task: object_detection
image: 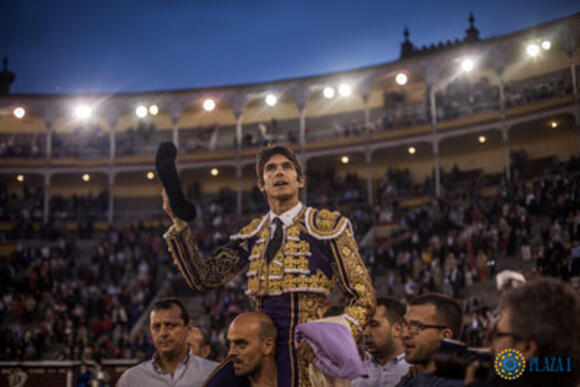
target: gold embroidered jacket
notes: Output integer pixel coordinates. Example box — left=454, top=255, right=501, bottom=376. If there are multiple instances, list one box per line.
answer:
left=164, top=205, right=375, bottom=339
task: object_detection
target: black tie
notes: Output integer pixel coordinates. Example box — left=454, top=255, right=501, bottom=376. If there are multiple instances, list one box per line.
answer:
left=264, top=218, right=284, bottom=263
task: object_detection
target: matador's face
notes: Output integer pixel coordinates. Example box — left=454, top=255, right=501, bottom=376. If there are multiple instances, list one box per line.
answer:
left=259, top=153, right=304, bottom=203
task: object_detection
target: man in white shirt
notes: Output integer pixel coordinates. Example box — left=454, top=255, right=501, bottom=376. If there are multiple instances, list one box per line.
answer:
left=353, top=297, right=411, bottom=387
left=116, top=298, right=217, bottom=387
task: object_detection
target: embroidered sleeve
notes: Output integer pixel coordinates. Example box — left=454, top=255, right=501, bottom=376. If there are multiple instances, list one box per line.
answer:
left=328, top=221, right=376, bottom=341
left=164, top=225, right=251, bottom=293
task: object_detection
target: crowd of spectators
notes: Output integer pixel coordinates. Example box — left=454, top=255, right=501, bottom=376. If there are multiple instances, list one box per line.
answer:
left=0, top=134, right=44, bottom=158
left=0, top=224, right=177, bottom=362
left=52, top=125, right=110, bottom=159
left=1, top=154, right=578, bottom=364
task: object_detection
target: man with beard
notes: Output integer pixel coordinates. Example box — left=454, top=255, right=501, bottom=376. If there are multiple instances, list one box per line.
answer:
left=397, top=294, right=463, bottom=386
left=116, top=298, right=217, bottom=387
left=163, top=145, right=375, bottom=386
left=353, top=297, right=411, bottom=387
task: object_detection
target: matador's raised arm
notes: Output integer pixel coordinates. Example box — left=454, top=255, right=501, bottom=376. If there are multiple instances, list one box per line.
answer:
left=164, top=225, right=251, bottom=293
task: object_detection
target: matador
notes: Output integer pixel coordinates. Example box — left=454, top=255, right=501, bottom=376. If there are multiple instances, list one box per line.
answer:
left=163, top=145, right=375, bottom=387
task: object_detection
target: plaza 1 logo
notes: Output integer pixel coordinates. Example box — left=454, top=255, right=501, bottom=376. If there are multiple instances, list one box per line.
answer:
left=494, top=349, right=526, bottom=381
left=495, top=348, right=573, bottom=381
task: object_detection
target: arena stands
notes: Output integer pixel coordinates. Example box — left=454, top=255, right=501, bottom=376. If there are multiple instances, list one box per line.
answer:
left=0, top=11, right=579, bottom=387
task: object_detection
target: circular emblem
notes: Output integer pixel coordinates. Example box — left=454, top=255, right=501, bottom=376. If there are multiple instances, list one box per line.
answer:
left=495, top=349, right=526, bottom=380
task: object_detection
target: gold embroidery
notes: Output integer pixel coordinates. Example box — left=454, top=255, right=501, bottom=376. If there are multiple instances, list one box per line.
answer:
left=331, top=227, right=376, bottom=341
left=306, top=208, right=349, bottom=238
left=296, top=293, right=326, bottom=323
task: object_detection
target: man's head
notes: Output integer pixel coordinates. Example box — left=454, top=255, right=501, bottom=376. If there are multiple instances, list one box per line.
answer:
left=150, top=298, right=190, bottom=358
left=227, top=312, right=277, bottom=377
left=364, top=297, right=406, bottom=360
left=402, top=293, right=462, bottom=366
left=187, top=325, right=212, bottom=359
left=256, top=145, right=305, bottom=202
left=492, top=278, right=580, bottom=362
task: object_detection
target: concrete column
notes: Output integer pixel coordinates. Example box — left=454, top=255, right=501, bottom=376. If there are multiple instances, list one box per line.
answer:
left=433, top=140, right=441, bottom=197
left=236, top=165, right=243, bottom=221
left=107, top=172, right=115, bottom=225
left=230, top=92, right=246, bottom=154
left=498, top=76, right=506, bottom=120
left=173, top=123, right=179, bottom=149
left=299, top=107, right=306, bottom=153
left=235, top=113, right=243, bottom=154
left=167, top=100, right=184, bottom=149
left=291, top=84, right=308, bottom=154
left=429, top=86, right=437, bottom=129
left=365, top=151, right=373, bottom=205
left=43, top=173, right=50, bottom=225
left=502, top=127, right=511, bottom=183
left=45, top=122, right=52, bottom=165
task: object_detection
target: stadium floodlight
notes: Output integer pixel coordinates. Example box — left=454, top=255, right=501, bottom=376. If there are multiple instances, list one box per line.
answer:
left=460, top=58, right=475, bottom=73
left=265, top=94, right=277, bottom=106
left=211, top=168, right=219, bottom=176
left=541, top=40, right=551, bottom=50
left=478, top=135, right=486, bottom=144
left=526, top=43, right=540, bottom=57
left=75, top=105, right=93, bottom=120
left=341, top=155, right=349, bottom=164
left=17, top=175, right=24, bottom=182
left=323, top=86, right=335, bottom=99
left=82, top=173, right=91, bottom=182
left=338, top=84, right=352, bottom=97
left=13, top=107, right=26, bottom=119
left=551, top=121, right=558, bottom=128
left=396, top=73, right=408, bottom=86
left=203, top=99, right=216, bottom=112
left=408, top=146, right=416, bottom=155
left=149, top=105, right=159, bottom=116
left=146, top=171, right=155, bottom=180
left=135, top=105, right=148, bottom=118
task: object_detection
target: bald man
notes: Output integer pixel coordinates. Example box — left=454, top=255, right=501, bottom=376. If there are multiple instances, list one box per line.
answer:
left=206, top=312, right=277, bottom=387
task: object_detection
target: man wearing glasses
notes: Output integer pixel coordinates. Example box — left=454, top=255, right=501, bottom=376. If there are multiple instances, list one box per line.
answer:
left=397, top=294, right=464, bottom=386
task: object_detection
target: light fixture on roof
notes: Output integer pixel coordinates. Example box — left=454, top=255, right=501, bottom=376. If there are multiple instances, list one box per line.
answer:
left=338, top=84, right=352, bottom=97
left=17, top=174, right=24, bottom=182
left=341, top=155, right=349, bottom=164
left=478, top=135, right=486, bottom=144
left=211, top=168, right=219, bottom=176
left=265, top=94, right=277, bottom=106
left=135, top=105, right=148, bottom=118
left=396, top=73, right=408, bottom=86
left=149, top=105, right=159, bottom=116
left=323, top=86, right=335, bottom=99
left=146, top=171, right=155, bottom=180
left=408, top=146, right=416, bottom=155
left=526, top=43, right=540, bottom=57
left=82, top=173, right=91, bottom=182
left=13, top=106, right=26, bottom=119
left=203, top=99, right=216, bottom=112
left=541, top=40, right=551, bottom=50
left=75, top=105, right=93, bottom=120
left=460, top=58, right=475, bottom=73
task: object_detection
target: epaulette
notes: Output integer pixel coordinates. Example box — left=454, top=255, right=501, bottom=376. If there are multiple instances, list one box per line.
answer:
left=304, top=207, right=352, bottom=240
left=230, top=214, right=268, bottom=240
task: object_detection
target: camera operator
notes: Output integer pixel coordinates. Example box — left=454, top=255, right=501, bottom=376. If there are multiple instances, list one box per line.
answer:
left=397, top=293, right=464, bottom=386
left=465, top=278, right=580, bottom=387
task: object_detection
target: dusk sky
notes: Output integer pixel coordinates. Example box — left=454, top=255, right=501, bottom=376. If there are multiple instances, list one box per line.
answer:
left=1, top=0, right=578, bottom=95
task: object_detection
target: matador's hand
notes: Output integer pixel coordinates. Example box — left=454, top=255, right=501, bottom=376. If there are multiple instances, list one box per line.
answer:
left=297, top=339, right=317, bottom=364
left=162, top=189, right=188, bottom=232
